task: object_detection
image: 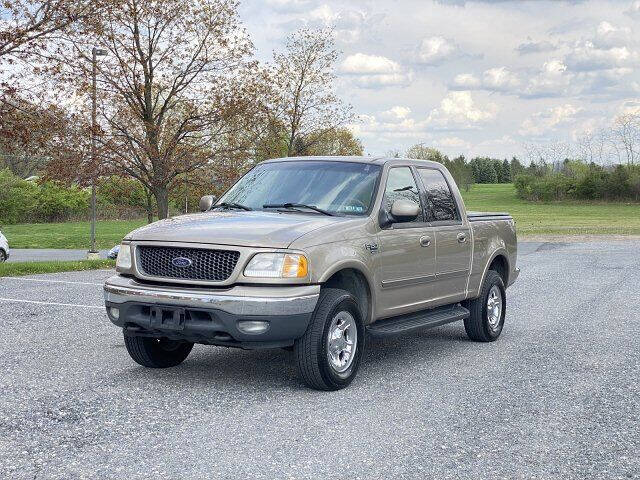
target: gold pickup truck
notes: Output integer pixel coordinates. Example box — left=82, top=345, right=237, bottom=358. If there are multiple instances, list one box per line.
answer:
left=104, top=156, right=519, bottom=390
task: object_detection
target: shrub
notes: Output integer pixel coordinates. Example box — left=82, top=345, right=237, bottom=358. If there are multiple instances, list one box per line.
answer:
left=515, top=164, right=639, bottom=202
left=0, top=169, right=89, bottom=224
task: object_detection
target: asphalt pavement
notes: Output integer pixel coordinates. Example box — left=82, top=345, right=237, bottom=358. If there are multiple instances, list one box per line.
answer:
left=0, top=241, right=638, bottom=479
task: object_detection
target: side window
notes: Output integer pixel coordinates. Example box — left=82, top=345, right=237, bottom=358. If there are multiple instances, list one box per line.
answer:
left=417, top=168, right=460, bottom=222
left=383, top=167, right=423, bottom=223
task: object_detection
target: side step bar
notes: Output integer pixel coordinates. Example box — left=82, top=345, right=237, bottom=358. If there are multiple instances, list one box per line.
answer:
left=366, top=304, right=469, bottom=337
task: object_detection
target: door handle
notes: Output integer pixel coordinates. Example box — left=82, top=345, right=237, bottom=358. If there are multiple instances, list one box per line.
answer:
left=457, top=232, right=467, bottom=243
left=420, top=235, right=431, bottom=247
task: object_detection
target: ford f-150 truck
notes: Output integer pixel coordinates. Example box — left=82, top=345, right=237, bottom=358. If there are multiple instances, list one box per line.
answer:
left=104, top=156, right=519, bottom=390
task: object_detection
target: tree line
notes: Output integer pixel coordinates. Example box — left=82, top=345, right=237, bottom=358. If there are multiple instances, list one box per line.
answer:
left=400, top=144, right=526, bottom=190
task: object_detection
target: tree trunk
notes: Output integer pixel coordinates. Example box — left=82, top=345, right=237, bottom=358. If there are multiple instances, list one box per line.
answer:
left=153, top=186, right=170, bottom=219
left=144, top=189, right=154, bottom=224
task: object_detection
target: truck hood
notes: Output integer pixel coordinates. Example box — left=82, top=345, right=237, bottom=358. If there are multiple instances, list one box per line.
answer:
left=125, top=211, right=342, bottom=248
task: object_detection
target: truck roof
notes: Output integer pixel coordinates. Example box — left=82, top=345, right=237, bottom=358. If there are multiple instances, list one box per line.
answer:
left=260, top=156, right=443, bottom=169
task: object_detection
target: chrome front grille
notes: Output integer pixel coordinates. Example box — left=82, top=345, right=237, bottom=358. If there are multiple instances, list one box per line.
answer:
left=136, top=246, right=240, bottom=282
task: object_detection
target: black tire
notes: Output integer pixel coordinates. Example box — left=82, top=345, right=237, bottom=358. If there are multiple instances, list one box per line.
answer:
left=464, top=270, right=506, bottom=342
left=294, top=288, right=365, bottom=391
left=123, top=334, right=194, bottom=368
left=0, top=250, right=5, bottom=263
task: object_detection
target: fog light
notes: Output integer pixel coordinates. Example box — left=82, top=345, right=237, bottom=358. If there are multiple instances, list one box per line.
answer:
left=109, top=307, right=120, bottom=320
left=237, top=320, right=269, bottom=334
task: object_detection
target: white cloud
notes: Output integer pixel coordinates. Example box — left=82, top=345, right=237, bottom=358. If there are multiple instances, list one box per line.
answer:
left=340, top=53, right=412, bottom=88
left=453, top=73, right=481, bottom=89
left=626, top=0, right=640, bottom=19
left=265, top=0, right=313, bottom=13
left=378, top=106, right=412, bottom=121
left=416, top=36, right=459, bottom=65
left=618, top=99, right=640, bottom=115
left=452, top=67, right=520, bottom=93
left=427, top=91, right=497, bottom=129
left=566, top=42, right=637, bottom=71
left=519, top=104, right=583, bottom=136
left=516, top=38, right=556, bottom=55
left=524, top=60, right=572, bottom=97
left=483, top=67, right=521, bottom=90
left=435, top=136, right=470, bottom=148
left=564, top=22, right=639, bottom=72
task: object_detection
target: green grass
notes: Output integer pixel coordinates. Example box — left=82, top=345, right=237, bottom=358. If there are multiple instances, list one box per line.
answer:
left=0, top=259, right=115, bottom=277
left=1, top=184, right=639, bottom=249
left=1, top=220, right=146, bottom=249
left=461, top=184, right=640, bottom=236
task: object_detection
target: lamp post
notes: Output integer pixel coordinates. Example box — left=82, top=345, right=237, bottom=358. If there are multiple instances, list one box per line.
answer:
left=88, top=47, right=107, bottom=259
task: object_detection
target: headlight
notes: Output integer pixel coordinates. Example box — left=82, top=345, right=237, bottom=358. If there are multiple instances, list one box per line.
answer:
left=244, top=253, right=308, bottom=278
left=116, top=244, right=132, bottom=269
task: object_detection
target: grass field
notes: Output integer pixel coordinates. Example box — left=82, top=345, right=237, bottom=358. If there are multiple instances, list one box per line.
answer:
left=1, top=184, right=639, bottom=249
left=0, top=259, right=115, bottom=277
left=461, top=184, right=640, bottom=236
left=1, top=220, right=146, bottom=249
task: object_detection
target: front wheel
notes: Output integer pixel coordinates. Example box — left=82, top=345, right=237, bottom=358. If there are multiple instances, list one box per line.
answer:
left=294, top=288, right=365, bottom=391
left=123, top=334, right=194, bottom=368
left=0, top=250, right=6, bottom=263
left=464, top=270, right=506, bottom=342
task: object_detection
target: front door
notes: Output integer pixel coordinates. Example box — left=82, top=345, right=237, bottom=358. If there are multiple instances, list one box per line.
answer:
left=376, top=166, right=436, bottom=318
left=416, top=167, right=472, bottom=303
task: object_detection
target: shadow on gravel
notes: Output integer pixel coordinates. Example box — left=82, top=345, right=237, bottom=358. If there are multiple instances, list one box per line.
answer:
left=114, top=324, right=476, bottom=390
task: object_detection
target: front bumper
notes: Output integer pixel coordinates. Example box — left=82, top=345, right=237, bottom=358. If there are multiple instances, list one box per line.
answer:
left=104, top=275, right=319, bottom=348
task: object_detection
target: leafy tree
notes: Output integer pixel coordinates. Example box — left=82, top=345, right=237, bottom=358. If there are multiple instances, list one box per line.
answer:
left=406, top=144, right=473, bottom=190
left=304, top=128, right=363, bottom=156
left=271, top=28, right=353, bottom=157
left=509, top=157, right=524, bottom=181
left=469, top=157, right=498, bottom=183
left=406, top=144, right=448, bottom=163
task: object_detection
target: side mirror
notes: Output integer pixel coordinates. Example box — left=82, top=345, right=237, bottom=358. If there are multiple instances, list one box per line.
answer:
left=390, top=199, right=420, bottom=222
left=199, top=195, right=216, bottom=212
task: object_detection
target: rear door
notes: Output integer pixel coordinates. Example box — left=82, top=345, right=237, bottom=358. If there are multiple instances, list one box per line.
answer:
left=376, top=166, right=436, bottom=318
left=416, top=167, right=471, bottom=303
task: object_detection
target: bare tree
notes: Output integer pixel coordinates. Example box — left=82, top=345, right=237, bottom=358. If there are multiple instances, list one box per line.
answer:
left=271, top=28, right=353, bottom=157
left=56, top=0, right=262, bottom=218
left=612, top=113, right=640, bottom=166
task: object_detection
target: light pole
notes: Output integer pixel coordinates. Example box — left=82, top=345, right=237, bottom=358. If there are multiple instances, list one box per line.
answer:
left=88, top=47, right=107, bottom=259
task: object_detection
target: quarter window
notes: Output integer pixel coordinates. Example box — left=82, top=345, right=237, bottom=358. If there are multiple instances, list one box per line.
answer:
left=383, top=167, right=423, bottom=223
left=417, top=168, right=459, bottom=222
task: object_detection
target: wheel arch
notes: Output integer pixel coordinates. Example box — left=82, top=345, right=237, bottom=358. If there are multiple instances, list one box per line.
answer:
left=481, top=249, right=510, bottom=287
left=319, top=262, right=374, bottom=324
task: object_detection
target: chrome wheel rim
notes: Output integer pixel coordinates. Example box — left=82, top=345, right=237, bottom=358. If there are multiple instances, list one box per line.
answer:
left=486, top=285, right=503, bottom=331
left=326, top=311, right=357, bottom=374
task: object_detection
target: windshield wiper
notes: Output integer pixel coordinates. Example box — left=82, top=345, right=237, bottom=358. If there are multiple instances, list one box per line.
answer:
left=263, top=203, right=335, bottom=216
left=212, top=202, right=252, bottom=211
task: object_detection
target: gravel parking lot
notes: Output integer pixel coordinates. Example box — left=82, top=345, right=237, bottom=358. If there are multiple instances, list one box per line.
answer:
left=0, top=241, right=638, bottom=479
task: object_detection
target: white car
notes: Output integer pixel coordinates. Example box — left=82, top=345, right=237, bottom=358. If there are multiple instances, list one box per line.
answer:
left=0, top=230, right=8, bottom=262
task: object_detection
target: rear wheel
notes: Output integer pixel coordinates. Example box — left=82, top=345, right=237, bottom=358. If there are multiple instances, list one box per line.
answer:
left=0, top=250, right=6, bottom=263
left=123, top=334, right=193, bottom=368
left=294, top=288, right=364, bottom=391
left=464, top=270, right=506, bottom=342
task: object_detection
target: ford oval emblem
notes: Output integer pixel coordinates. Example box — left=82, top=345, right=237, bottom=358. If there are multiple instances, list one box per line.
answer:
left=171, top=257, right=192, bottom=268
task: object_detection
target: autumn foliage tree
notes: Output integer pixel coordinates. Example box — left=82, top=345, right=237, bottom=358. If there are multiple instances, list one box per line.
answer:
left=55, top=0, right=264, bottom=219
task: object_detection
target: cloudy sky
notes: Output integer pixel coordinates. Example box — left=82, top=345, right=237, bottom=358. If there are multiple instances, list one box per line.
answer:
left=240, top=0, right=640, bottom=161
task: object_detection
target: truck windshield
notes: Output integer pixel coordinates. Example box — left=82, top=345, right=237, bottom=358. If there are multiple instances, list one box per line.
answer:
left=217, top=161, right=381, bottom=216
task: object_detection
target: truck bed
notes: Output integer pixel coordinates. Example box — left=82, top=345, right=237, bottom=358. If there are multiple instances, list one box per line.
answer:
left=467, top=211, right=512, bottom=222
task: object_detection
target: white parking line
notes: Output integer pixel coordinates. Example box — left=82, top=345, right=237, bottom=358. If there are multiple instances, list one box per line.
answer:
left=0, top=277, right=103, bottom=286
left=0, top=297, right=104, bottom=309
